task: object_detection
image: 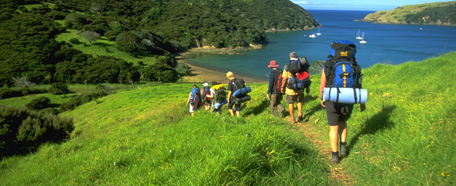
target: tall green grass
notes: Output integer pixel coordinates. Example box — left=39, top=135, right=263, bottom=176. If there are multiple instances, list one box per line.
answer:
left=304, top=52, right=456, bottom=185
left=0, top=83, right=330, bottom=185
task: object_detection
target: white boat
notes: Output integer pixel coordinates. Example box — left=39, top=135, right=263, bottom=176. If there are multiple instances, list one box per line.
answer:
left=359, top=32, right=367, bottom=44
left=309, top=34, right=316, bottom=38
left=316, top=28, right=321, bottom=35
left=356, top=30, right=362, bottom=40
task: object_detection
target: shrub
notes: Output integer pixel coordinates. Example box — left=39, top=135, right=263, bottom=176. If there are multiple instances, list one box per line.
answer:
left=39, top=107, right=59, bottom=115
left=69, top=38, right=80, bottom=44
left=138, top=61, right=144, bottom=66
left=79, top=31, right=100, bottom=45
left=49, top=83, right=71, bottom=96
left=141, top=62, right=178, bottom=83
left=176, top=62, right=191, bottom=76
left=59, top=91, right=107, bottom=112
left=105, top=47, right=110, bottom=52
left=0, top=88, right=48, bottom=99
left=26, top=96, right=51, bottom=110
left=0, top=105, right=74, bottom=158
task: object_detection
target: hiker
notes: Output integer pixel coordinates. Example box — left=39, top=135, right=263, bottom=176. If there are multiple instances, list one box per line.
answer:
left=186, top=85, right=201, bottom=116
left=281, top=52, right=311, bottom=123
left=226, top=71, right=243, bottom=117
left=210, top=81, right=227, bottom=115
left=201, top=82, right=212, bottom=111
left=320, top=40, right=366, bottom=164
left=267, top=60, right=288, bottom=118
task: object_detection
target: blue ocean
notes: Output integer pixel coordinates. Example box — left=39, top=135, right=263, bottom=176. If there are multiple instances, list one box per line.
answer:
left=184, top=10, right=456, bottom=80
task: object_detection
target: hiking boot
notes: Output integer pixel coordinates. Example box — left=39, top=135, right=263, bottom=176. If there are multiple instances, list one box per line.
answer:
left=297, top=115, right=303, bottom=122
left=289, top=117, right=296, bottom=124
left=340, top=144, right=347, bottom=157
left=281, top=110, right=288, bottom=118
left=332, top=154, right=339, bottom=164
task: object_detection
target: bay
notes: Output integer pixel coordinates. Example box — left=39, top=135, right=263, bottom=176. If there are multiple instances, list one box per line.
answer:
left=184, top=10, right=456, bottom=81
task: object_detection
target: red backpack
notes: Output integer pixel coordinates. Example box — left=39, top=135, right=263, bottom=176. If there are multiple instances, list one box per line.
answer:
left=272, top=69, right=283, bottom=93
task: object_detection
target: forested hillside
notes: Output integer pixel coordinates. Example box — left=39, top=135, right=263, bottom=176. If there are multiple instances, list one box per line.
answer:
left=359, top=1, right=456, bottom=25
left=0, top=0, right=318, bottom=87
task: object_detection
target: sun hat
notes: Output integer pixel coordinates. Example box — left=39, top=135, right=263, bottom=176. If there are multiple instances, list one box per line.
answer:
left=268, top=60, right=279, bottom=68
left=202, top=82, right=208, bottom=86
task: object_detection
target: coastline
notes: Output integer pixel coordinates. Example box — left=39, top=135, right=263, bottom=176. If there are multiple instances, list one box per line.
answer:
left=175, top=53, right=267, bottom=84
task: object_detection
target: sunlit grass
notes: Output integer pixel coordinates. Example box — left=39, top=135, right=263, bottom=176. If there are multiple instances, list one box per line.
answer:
left=55, top=29, right=157, bottom=65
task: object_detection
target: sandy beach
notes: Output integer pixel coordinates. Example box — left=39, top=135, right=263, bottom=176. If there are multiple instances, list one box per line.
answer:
left=176, top=54, right=267, bottom=84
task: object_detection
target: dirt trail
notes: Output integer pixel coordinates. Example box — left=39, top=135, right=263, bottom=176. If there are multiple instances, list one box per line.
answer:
left=293, top=121, right=354, bottom=185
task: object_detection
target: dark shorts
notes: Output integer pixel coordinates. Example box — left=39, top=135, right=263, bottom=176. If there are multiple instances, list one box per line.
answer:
left=228, top=98, right=241, bottom=112
left=325, top=102, right=354, bottom=126
left=285, top=93, right=304, bottom=104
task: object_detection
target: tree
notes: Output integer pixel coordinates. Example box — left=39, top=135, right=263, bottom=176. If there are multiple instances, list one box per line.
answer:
left=12, top=74, right=35, bottom=88
left=79, top=31, right=100, bottom=45
left=50, top=83, right=70, bottom=97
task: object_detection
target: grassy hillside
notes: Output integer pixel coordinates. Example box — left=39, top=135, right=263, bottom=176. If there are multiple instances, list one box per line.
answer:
left=1, top=52, right=455, bottom=185
left=360, top=1, right=456, bottom=25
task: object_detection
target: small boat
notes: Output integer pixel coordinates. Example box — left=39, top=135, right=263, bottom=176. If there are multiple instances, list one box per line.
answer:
left=309, top=34, right=316, bottom=38
left=356, top=29, right=362, bottom=40
left=359, top=32, right=367, bottom=44
left=316, top=28, right=321, bottom=35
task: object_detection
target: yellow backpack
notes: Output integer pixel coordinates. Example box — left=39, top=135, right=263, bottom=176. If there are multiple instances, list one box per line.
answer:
left=211, top=84, right=224, bottom=90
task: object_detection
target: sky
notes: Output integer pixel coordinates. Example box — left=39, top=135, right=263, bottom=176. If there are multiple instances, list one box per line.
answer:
left=292, top=0, right=453, bottom=11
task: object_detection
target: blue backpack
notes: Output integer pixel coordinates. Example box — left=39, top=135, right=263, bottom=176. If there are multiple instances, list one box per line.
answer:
left=190, top=87, right=201, bottom=106
left=324, top=40, right=361, bottom=88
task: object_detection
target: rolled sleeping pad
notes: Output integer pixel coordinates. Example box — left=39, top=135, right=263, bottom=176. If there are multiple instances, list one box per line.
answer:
left=232, top=87, right=252, bottom=98
left=235, top=95, right=251, bottom=104
left=214, top=99, right=228, bottom=109
left=323, top=87, right=367, bottom=104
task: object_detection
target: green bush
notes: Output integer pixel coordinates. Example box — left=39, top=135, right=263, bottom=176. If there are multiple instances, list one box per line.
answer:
left=141, top=62, right=178, bottom=83
left=0, top=88, right=47, bottom=99
left=49, top=83, right=71, bottom=96
left=175, top=62, right=191, bottom=76
left=26, top=96, right=51, bottom=110
left=59, top=91, right=106, bottom=112
left=0, top=105, right=74, bottom=158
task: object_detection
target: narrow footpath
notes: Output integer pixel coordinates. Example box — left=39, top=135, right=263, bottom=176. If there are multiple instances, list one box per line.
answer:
left=293, top=121, right=354, bottom=185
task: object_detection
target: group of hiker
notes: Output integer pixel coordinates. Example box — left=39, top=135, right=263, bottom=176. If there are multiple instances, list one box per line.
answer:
left=186, top=40, right=367, bottom=164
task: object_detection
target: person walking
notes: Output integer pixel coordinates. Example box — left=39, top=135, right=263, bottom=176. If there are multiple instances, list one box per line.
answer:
left=267, top=60, right=287, bottom=118
left=320, top=40, right=366, bottom=164
left=186, top=85, right=201, bottom=117
left=281, top=52, right=310, bottom=123
left=226, top=71, right=243, bottom=117
left=201, top=82, right=212, bottom=111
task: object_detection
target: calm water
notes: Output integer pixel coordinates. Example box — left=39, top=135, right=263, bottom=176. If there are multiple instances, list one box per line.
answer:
left=184, top=10, right=456, bottom=80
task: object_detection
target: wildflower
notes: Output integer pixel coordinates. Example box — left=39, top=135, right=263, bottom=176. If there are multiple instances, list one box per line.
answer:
left=423, top=163, right=426, bottom=165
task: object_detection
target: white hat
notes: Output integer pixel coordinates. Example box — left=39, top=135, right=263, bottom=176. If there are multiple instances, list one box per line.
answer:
left=202, top=83, right=208, bottom=86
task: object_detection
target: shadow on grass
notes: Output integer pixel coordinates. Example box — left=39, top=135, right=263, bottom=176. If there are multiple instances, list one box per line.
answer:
left=303, top=103, right=324, bottom=122
left=49, top=103, right=61, bottom=108
left=93, top=42, right=114, bottom=47
left=243, top=99, right=269, bottom=117
left=346, top=105, right=396, bottom=155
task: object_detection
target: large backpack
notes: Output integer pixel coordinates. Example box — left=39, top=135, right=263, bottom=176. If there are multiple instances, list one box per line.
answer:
left=232, top=79, right=245, bottom=92
left=324, top=40, right=361, bottom=88
left=214, top=88, right=227, bottom=103
left=285, top=57, right=311, bottom=90
left=201, top=86, right=211, bottom=102
left=190, top=87, right=201, bottom=108
left=272, top=69, right=283, bottom=93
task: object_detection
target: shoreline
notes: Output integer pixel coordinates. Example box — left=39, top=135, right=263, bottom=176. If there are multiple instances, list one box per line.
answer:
left=175, top=53, right=267, bottom=84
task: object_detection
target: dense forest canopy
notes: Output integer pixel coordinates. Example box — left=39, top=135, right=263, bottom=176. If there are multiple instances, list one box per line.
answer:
left=361, top=1, right=456, bottom=25
left=0, top=0, right=319, bottom=87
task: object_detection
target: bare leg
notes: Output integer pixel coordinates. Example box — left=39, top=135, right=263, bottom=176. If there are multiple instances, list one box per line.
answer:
left=288, top=104, right=294, bottom=118
left=229, top=109, right=235, bottom=116
left=236, top=111, right=240, bottom=117
left=339, top=122, right=347, bottom=143
left=329, top=125, right=339, bottom=152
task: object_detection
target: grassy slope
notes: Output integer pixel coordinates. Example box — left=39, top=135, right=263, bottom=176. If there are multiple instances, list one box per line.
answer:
left=363, top=1, right=456, bottom=23
left=1, top=52, right=455, bottom=185
left=0, top=83, right=330, bottom=185
left=305, top=52, right=456, bottom=184
left=54, top=29, right=157, bottom=65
